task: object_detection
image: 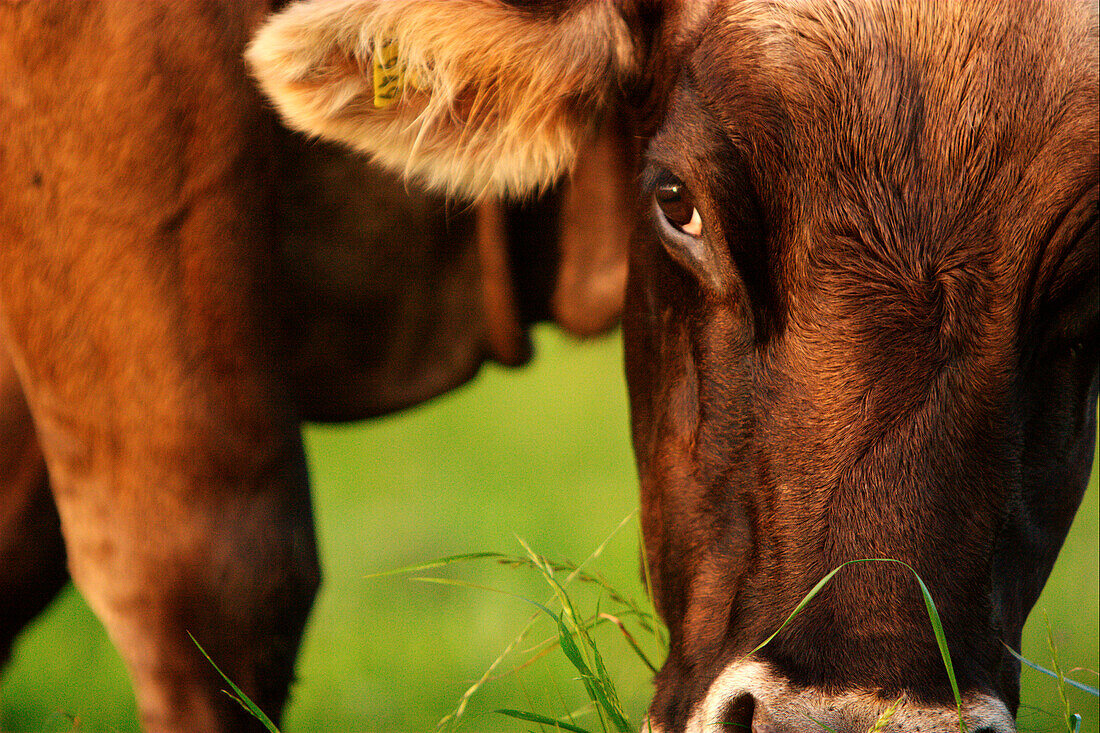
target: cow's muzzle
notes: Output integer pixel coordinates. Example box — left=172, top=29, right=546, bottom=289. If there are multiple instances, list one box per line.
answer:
left=648, top=660, right=1015, bottom=733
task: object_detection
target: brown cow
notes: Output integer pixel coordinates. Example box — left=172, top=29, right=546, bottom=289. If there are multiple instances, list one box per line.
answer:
left=248, top=1, right=1097, bottom=732
left=0, top=1, right=1095, bottom=732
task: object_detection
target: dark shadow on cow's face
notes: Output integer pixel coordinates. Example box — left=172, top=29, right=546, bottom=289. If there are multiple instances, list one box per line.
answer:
left=624, top=2, right=1098, bottom=730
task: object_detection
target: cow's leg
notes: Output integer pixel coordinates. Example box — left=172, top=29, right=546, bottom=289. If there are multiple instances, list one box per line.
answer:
left=41, top=419, right=319, bottom=733
left=0, top=180, right=321, bottom=733
left=0, top=340, right=68, bottom=663
left=0, top=3, right=320, bottom=730
left=0, top=270, right=320, bottom=733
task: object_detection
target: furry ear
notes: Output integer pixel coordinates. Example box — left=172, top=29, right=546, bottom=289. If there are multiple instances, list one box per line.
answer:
left=247, top=0, right=638, bottom=199
left=553, top=110, right=634, bottom=336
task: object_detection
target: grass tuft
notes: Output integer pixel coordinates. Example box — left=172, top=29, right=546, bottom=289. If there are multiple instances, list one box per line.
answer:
left=193, top=515, right=1096, bottom=733
left=383, top=528, right=970, bottom=733
left=417, top=536, right=1094, bottom=733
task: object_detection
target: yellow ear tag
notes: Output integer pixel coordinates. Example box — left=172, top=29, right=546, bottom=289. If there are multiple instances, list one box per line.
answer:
left=372, top=39, right=403, bottom=108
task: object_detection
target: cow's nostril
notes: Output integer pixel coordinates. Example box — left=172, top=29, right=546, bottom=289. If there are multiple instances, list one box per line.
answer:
left=717, top=693, right=755, bottom=730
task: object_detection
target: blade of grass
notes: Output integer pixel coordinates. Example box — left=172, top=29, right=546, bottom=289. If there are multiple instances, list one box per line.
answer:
left=552, top=609, right=618, bottom=731
left=599, top=613, right=658, bottom=674
left=741, top=558, right=967, bottom=733
left=1002, top=643, right=1100, bottom=696
left=364, top=551, right=514, bottom=580
left=484, top=553, right=666, bottom=641
left=565, top=511, right=637, bottom=582
left=496, top=708, right=593, bottom=733
left=518, top=537, right=632, bottom=732
left=189, top=633, right=279, bottom=733
left=906, top=563, right=966, bottom=733
left=380, top=517, right=665, bottom=651
left=868, top=695, right=906, bottom=733
left=513, top=674, right=539, bottom=733
left=380, top=548, right=645, bottom=614
left=806, top=716, right=838, bottom=733
left=580, top=601, right=629, bottom=732
left=638, top=527, right=668, bottom=652
left=1044, top=610, right=1077, bottom=733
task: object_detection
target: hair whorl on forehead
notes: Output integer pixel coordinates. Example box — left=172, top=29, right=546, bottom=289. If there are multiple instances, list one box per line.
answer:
left=246, top=0, right=638, bottom=199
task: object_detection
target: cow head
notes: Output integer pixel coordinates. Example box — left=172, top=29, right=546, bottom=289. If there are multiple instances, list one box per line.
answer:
left=248, top=1, right=1099, bottom=731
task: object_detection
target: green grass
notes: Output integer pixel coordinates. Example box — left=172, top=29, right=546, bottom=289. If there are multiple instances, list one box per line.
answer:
left=390, top=550, right=972, bottom=733
left=1, top=328, right=1097, bottom=731
left=375, top=546, right=1095, bottom=733
left=207, top=533, right=1097, bottom=733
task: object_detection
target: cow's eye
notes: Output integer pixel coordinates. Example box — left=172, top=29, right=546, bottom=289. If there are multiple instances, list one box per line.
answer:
left=655, top=174, right=703, bottom=237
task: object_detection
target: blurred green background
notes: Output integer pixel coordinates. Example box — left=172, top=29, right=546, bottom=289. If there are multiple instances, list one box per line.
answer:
left=1, top=328, right=1096, bottom=732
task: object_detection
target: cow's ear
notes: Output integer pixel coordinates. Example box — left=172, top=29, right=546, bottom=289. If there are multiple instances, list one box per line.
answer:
left=246, top=0, right=638, bottom=199
left=552, top=110, right=635, bottom=335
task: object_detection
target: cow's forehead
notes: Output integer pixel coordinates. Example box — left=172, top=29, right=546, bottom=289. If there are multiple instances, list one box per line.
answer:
left=676, top=0, right=1098, bottom=216
left=688, top=0, right=1099, bottom=107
